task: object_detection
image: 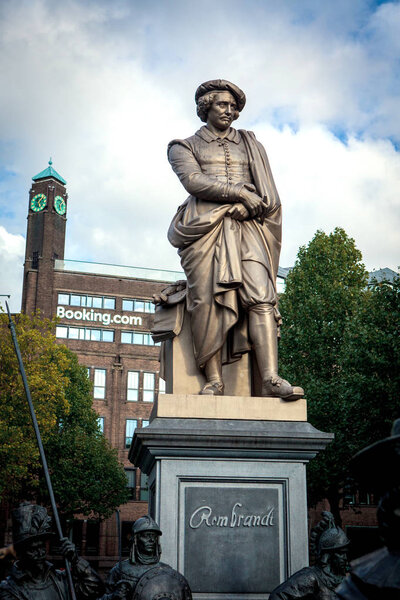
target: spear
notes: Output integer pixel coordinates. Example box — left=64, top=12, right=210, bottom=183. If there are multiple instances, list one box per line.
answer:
left=115, top=509, right=122, bottom=570
left=5, top=302, right=77, bottom=600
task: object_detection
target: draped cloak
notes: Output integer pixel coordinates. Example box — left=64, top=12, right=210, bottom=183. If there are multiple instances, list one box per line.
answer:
left=167, top=127, right=282, bottom=369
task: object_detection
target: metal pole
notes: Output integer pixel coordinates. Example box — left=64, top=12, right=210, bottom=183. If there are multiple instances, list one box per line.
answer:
left=115, top=509, right=122, bottom=570
left=5, top=302, right=77, bottom=600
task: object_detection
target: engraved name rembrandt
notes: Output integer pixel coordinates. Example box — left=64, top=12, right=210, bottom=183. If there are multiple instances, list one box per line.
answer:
left=189, top=502, right=275, bottom=529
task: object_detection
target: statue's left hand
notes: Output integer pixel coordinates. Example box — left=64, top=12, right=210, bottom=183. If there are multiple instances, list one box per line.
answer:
left=59, top=537, right=78, bottom=562
left=226, top=203, right=250, bottom=221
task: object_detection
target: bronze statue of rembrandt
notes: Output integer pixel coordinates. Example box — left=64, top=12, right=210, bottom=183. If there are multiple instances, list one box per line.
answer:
left=166, top=79, right=303, bottom=399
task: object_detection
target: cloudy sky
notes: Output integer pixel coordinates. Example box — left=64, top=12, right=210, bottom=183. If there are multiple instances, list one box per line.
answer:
left=1, top=0, right=399, bottom=311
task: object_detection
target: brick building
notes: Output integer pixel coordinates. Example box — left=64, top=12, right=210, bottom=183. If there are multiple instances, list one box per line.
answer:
left=21, top=161, right=185, bottom=570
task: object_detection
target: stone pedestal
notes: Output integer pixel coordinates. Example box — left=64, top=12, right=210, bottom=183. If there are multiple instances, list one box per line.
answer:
left=162, top=312, right=253, bottom=396
left=129, top=397, right=333, bottom=600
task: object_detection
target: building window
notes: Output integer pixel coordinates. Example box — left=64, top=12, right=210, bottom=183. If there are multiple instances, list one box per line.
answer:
left=57, top=293, right=115, bottom=310
left=71, top=520, right=83, bottom=554
left=143, top=372, right=155, bottom=402
left=140, top=473, right=149, bottom=501
left=142, top=420, right=149, bottom=428
left=56, top=326, right=68, bottom=339
left=32, top=251, right=39, bottom=270
left=125, top=469, right=136, bottom=500
left=97, top=417, right=104, bottom=433
left=121, top=522, right=134, bottom=557
left=85, top=520, right=100, bottom=556
left=125, top=419, right=138, bottom=448
left=94, top=369, right=106, bottom=399
left=56, top=325, right=114, bottom=342
left=358, top=491, right=375, bottom=505
left=158, top=377, right=166, bottom=394
left=122, top=298, right=155, bottom=313
left=127, top=371, right=139, bottom=401
left=120, top=331, right=159, bottom=346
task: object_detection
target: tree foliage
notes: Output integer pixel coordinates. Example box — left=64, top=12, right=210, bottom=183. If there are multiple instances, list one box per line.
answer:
left=0, top=311, right=128, bottom=519
left=278, top=227, right=399, bottom=519
left=341, top=275, right=400, bottom=450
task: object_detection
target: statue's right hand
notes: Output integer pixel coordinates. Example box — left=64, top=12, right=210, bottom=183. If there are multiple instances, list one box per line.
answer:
left=240, top=186, right=266, bottom=218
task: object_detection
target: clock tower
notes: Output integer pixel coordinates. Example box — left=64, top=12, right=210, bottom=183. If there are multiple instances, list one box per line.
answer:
left=21, top=159, right=68, bottom=316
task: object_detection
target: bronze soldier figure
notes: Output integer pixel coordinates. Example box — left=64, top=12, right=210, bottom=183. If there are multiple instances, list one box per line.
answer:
left=103, top=516, right=191, bottom=600
left=0, top=503, right=104, bottom=600
left=269, top=511, right=349, bottom=599
left=336, top=419, right=400, bottom=599
left=167, top=79, right=303, bottom=399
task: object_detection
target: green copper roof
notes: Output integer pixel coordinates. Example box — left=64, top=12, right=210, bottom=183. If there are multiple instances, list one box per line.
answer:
left=32, top=158, right=67, bottom=185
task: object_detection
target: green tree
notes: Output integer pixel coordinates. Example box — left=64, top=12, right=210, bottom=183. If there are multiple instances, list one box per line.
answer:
left=0, top=311, right=128, bottom=520
left=278, top=228, right=369, bottom=520
left=341, top=275, right=400, bottom=454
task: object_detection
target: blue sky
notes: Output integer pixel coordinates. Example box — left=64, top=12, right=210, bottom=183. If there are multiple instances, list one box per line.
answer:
left=0, top=0, right=399, bottom=310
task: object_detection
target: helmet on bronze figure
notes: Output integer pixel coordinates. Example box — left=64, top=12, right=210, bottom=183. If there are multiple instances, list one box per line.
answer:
left=310, top=511, right=349, bottom=559
left=132, top=516, right=162, bottom=537
left=12, top=503, right=54, bottom=548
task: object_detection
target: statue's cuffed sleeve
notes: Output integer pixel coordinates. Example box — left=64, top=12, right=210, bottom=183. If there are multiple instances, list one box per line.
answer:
left=168, top=142, right=245, bottom=203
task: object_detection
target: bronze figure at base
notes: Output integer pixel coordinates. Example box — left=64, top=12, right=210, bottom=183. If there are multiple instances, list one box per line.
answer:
left=162, top=79, right=304, bottom=400
left=102, top=516, right=191, bottom=600
left=0, top=503, right=104, bottom=600
left=269, top=511, right=350, bottom=599
left=336, top=419, right=400, bottom=599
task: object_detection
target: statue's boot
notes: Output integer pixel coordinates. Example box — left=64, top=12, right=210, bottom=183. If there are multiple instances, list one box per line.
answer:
left=200, top=350, right=224, bottom=395
left=249, top=305, right=304, bottom=401
left=201, top=381, right=225, bottom=395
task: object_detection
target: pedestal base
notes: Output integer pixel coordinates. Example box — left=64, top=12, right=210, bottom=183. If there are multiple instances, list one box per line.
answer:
left=152, top=393, right=307, bottom=422
left=129, top=412, right=333, bottom=600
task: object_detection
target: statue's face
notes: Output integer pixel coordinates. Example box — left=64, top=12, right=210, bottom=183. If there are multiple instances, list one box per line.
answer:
left=136, top=531, right=158, bottom=557
left=207, top=91, right=237, bottom=131
left=330, top=547, right=348, bottom=575
left=19, top=538, right=47, bottom=567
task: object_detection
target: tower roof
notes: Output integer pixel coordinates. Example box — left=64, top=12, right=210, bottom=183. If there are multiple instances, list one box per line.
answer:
left=32, top=159, right=67, bottom=185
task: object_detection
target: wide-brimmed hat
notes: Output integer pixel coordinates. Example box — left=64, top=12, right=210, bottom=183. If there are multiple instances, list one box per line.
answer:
left=351, top=419, right=400, bottom=489
left=195, top=79, right=246, bottom=112
left=12, top=503, right=54, bottom=547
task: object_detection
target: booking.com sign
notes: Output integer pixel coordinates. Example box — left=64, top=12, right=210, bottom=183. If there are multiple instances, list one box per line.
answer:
left=56, top=306, right=142, bottom=326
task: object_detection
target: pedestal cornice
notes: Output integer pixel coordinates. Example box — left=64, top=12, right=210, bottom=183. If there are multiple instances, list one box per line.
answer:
left=129, top=417, right=334, bottom=473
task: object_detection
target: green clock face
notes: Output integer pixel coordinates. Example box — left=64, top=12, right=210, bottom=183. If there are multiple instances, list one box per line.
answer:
left=30, top=193, right=47, bottom=212
left=54, top=195, right=66, bottom=216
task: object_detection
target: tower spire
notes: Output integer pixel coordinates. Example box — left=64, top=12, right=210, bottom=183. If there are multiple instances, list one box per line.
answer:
left=32, top=159, right=66, bottom=185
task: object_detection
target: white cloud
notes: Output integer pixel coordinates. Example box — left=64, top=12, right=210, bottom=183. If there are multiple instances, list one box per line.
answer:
left=0, top=226, right=25, bottom=312
left=257, top=124, right=400, bottom=271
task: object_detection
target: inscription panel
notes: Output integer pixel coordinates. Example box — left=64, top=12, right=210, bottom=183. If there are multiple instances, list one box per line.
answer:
left=183, top=482, right=285, bottom=594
